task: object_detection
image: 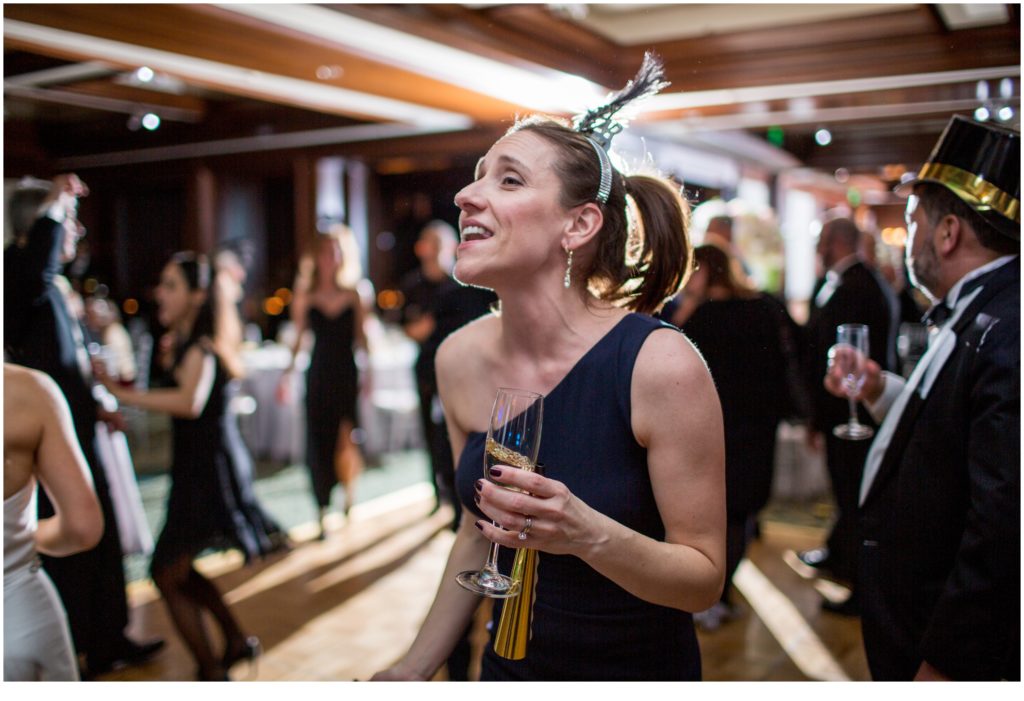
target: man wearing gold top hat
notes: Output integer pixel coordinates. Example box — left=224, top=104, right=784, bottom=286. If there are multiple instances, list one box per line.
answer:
left=823, top=115, right=1019, bottom=680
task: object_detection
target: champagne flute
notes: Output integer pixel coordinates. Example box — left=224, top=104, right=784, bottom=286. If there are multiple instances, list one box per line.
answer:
left=832, top=323, right=874, bottom=440
left=456, top=387, right=543, bottom=598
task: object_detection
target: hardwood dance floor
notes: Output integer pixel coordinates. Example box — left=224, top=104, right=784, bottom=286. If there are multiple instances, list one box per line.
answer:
left=98, top=482, right=870, bottom=683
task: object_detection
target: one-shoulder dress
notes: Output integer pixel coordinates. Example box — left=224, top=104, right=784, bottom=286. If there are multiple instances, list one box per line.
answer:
left=150, top=346, right=284, bottom=572
left=455, top=313, right=702, bottom=681
left=304, top=305, right=360, bottom=508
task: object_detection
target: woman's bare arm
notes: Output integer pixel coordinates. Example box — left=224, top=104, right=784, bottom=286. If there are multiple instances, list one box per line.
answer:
left=370, top=331, right=488, bottom=679
left=105, top=345, right=216, bottom=419
left=27, top=369, right=104, bottom=556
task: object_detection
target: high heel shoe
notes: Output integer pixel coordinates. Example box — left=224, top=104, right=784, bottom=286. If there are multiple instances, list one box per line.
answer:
left=223, top=636, right=262, bottom=680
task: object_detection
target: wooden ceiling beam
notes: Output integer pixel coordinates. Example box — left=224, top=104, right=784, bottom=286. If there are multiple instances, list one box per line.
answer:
left=4, top=3, right=522, bottom=123
left=334, top=3, right=622, bottom=85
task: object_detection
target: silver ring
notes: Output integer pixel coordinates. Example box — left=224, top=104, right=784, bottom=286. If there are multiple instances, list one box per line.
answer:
left=518, top=516, right=533, bottom=541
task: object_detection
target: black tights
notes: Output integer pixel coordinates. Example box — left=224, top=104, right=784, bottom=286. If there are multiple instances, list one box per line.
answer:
left=152, top=554, right=245, bottom=680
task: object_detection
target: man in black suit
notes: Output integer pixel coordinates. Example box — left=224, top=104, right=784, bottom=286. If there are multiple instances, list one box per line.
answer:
left=4, top=174, right=163, bottom=678
left=799, top=217, right=898, bottom=613
left=824, top=116, right=1019, bottom=680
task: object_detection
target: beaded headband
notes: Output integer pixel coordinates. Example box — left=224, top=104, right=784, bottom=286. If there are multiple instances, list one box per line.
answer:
left=572, top=52, right=670, bottom=204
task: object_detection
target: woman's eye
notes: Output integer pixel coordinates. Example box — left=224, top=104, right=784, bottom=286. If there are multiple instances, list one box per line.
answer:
left=501, top=175, right=523, bottom=186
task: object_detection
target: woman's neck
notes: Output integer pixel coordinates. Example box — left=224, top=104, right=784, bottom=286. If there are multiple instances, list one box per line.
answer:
left=495, top=284, right=623, bottom=363
left=173, top=309, right=198, bottom=341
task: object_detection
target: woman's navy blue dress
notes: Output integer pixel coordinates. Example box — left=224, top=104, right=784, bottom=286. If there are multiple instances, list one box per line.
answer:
left=455, top=313, right=702, bottom=681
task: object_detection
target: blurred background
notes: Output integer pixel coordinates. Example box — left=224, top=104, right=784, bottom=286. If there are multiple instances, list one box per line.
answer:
left=4, top=3, right=1020, bottom=682
left=5, top=3, right=1019, bottom=327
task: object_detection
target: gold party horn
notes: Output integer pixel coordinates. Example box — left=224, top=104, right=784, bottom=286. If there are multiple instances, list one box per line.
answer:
left=493, top=462, right=544, bottom=660
left=492, top=546, right=538, bottom=660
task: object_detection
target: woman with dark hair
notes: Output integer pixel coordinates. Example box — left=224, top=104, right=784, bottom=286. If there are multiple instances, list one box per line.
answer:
left=372, top=54, right=725, bottom=681
left=677, top=244, right=796, bottom=630
left=278, top=225, right=370, bottom=538
left=97, top=252, right=278, bottom=680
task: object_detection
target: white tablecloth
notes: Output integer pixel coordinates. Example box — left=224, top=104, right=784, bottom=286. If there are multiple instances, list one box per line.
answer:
left=237, top=329, right=423, bottom=464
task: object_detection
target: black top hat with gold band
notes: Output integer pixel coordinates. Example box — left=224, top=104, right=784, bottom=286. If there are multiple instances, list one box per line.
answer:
left=896, top=115, right=1019, bottom=240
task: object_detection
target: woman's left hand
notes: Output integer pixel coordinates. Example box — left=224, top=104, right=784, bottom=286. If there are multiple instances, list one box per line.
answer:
left=472, top=465, right=602, bottom=557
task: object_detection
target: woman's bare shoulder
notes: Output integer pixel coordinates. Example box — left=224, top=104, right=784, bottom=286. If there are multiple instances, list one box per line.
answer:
left=436, top=313, right=498, bottom=370
left=633, top=326, right=716, bottom=401
left=4, top=363, right=60, bottom=404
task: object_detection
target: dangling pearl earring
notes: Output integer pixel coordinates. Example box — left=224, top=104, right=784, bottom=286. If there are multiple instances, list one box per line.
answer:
left=563, top=247, right=574, bottom=289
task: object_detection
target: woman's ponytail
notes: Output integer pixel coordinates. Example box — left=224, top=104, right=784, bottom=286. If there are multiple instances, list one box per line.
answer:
left=614, top=174, right=692, bottom=315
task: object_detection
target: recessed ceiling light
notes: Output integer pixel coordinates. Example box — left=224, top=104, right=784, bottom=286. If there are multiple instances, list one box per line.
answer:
left=316, top=65, right=343, bottom=80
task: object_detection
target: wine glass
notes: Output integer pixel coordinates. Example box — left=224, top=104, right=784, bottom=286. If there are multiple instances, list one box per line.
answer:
left=832, top=323, right=874, bottom=440
left=456, top=387, right=543, bottom=598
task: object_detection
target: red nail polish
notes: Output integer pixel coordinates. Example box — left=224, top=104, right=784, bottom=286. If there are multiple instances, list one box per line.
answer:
left=474, top=521, right=484, bottom=531
left=489, top=467, right=502, bottom=478
left=475, top=479, right=483, bottom=492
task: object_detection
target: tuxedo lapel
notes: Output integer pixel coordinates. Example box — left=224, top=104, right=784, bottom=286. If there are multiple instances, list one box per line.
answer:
left=860, top=261, right=1019, bottom=508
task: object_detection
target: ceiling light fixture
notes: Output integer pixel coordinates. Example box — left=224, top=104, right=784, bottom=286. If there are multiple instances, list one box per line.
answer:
left=135, top=66, right=155, bottom=83
left=814, top=128, right=832, bottom=146
left=141, top=113, right=161, bottom=130
left=316, top=65, right=343, bottom=80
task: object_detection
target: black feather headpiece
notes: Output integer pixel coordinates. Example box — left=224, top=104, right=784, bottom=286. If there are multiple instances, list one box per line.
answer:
left=572, top=52, right=669, bottom=203
left=572, top=52, right=670, bottom=150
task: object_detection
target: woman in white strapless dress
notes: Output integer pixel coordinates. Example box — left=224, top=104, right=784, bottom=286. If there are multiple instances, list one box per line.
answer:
left=4, top=364, right=104, bottom=681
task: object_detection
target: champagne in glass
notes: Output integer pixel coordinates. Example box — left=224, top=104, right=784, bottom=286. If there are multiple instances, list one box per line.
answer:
left=832, top=323, right=874, bottom=440
left=456, top=388, right=543, bottom=598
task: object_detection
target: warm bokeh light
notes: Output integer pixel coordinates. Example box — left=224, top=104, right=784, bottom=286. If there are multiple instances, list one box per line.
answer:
left=881, top=227, right=908, bottom=247
left=123, top=298, right=139, bottom=315
left=263, top=296, right=285, bottom=316
left=376, top=289, right=404, bottom=310
left=881, top=164, right=907, bottom=181
left=274, top=288, right=293, bottom=305
left=83, top=277, right=99, bottom=294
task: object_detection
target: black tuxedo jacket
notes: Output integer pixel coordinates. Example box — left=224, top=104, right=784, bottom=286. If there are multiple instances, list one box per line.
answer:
left=4, top=215, right=131, bottom=659
left=5, top=216, right=99, bottom=447
left=859, top=259, right=1020, bottom=680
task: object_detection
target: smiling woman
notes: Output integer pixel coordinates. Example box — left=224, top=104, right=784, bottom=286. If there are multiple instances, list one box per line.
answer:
left=372, top=53, right=727, bottom=682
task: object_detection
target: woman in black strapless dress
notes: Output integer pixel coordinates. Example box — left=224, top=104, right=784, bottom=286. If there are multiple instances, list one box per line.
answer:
left=373, top=55, right=726, bottom=681
left=279, top=226, right=370, bottom=538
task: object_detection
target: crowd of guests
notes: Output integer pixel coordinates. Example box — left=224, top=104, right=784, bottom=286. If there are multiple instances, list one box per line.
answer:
left=3, top=55, right=1018, bottom=682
